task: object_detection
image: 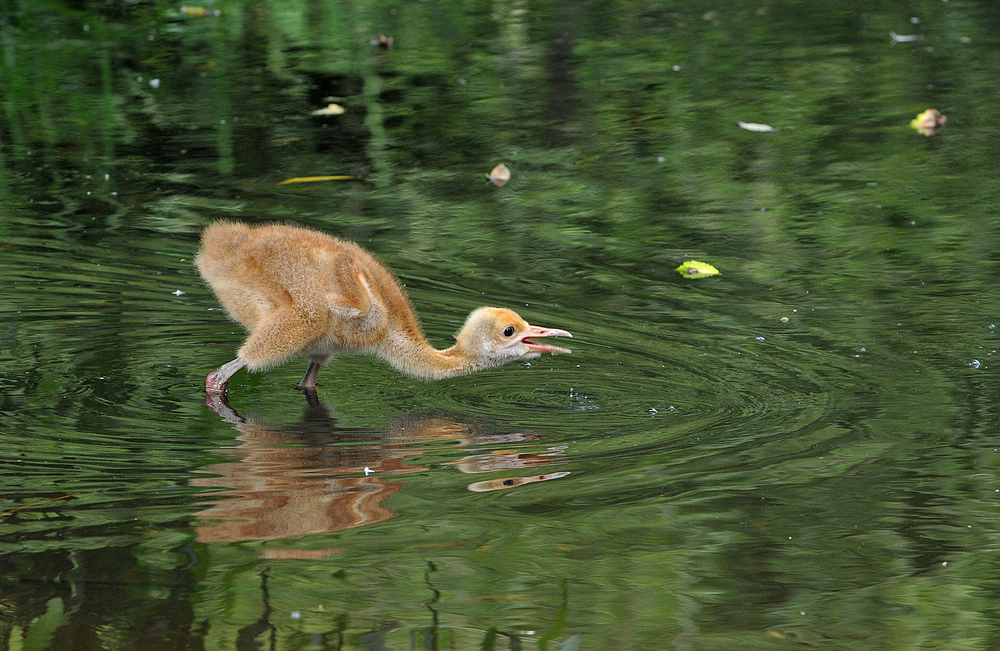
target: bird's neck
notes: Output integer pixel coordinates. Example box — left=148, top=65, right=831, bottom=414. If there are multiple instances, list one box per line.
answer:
left=378, top=332, right=484, bottom=379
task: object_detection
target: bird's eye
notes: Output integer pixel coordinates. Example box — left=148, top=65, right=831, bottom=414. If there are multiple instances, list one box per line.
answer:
left=503, top=325, right=516, bottom=337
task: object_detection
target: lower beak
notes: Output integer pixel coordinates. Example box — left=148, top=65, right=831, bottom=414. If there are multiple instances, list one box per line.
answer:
left=522, top=324, right=573, bottom=355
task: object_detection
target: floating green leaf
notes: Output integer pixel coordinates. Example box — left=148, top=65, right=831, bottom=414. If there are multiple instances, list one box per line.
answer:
left=676, top=260, right=720, bottom=278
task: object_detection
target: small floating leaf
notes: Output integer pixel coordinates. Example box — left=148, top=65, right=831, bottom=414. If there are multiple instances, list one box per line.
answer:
left=737, top=121, right=777, bottom=132
left=279, top=175, right=355, bottom=185
left=311, top=103, right=345, bottom=116
left=486, top=163, right=511, bottom=187
left=676, top=260, right=720, bottom=278
left=909, top=108, right=946, bottom=136
left=370, top=34, right=393, bottom=50
left=180, top=6, right=221, bottom=17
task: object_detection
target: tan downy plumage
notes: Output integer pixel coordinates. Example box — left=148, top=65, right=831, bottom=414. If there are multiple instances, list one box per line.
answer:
left=196, top=222, right=572, bottom=394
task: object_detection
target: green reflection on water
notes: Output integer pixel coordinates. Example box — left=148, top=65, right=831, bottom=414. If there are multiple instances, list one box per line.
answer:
left=2, top=0, right=1000, bottom=648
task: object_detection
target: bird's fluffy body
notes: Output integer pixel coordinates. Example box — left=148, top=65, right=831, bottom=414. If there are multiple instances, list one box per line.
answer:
left=196, top=221, right=571, bottom=392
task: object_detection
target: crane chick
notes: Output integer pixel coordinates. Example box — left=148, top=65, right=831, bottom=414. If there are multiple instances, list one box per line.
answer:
left=196, top=222, right=572, bottom=394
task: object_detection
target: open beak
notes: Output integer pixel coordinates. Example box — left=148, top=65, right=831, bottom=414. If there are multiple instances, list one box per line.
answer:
left=521, top=324, right=573, bottom=355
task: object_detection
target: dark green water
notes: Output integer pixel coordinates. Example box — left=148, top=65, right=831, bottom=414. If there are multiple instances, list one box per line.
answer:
left=3, top=0, right=1000, bottom=648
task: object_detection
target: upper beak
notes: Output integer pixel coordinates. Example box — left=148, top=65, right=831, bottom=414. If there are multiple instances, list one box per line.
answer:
left=521, top=324, right=573, bottom=355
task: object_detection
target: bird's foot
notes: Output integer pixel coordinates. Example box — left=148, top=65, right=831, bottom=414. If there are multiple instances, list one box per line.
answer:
left=205, top=390, right=245, bottom=423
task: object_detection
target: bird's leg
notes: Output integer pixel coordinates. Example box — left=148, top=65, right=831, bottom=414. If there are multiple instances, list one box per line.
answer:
left=297, top=359, right=323, bottom=390
left=206, top=357, right=247, bottom=394
left=301, top=387, right=321, bottom=408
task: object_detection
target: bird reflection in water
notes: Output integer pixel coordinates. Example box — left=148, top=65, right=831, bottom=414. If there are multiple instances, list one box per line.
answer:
left=194, top=391, right=570, bottom=547
left=447, top=445, right=571, bottom=492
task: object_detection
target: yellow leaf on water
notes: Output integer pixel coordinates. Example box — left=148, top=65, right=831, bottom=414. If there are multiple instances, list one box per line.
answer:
left=180, top=6, right=221, bottom=18
left=311, top=103, right=345, bottom=116
left=676, top=260, right=720, bottom=278
left=909, top=108, right=946, bottom=136
left=278, top=176, right=355, bottom=185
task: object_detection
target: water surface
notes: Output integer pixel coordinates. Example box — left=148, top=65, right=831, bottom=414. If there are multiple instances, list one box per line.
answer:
left=2, top=1, right=1000, bottom=649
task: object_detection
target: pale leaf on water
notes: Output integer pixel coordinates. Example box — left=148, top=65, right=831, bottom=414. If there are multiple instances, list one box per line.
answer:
left=486, top=163, right=511, bottom=187
left=311, top=103, right=345, bottom=116
left=737, top=121, right=777, bottom=132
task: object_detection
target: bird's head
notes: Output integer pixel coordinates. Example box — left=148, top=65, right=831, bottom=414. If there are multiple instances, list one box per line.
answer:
left=454, top=307, right=572, bottom=368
